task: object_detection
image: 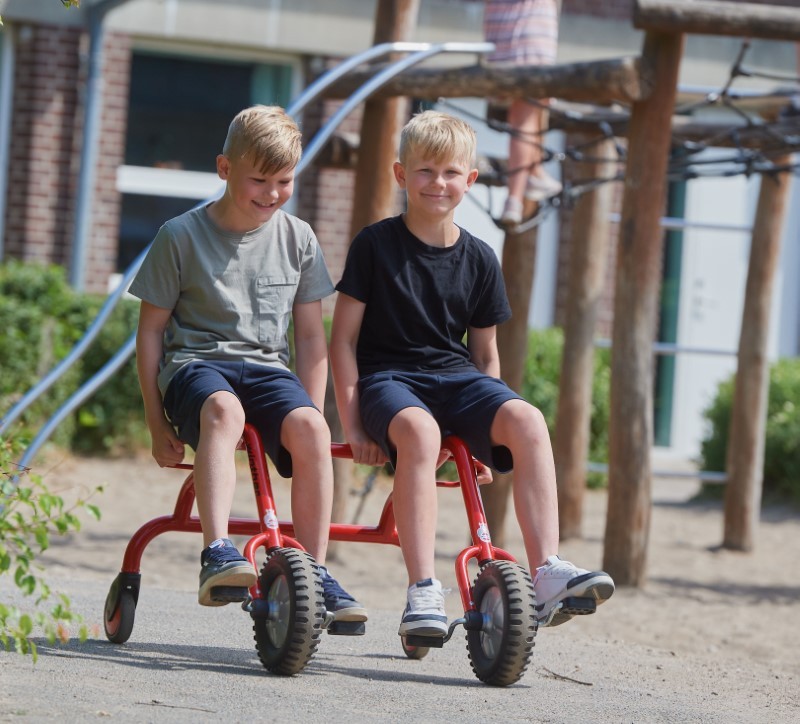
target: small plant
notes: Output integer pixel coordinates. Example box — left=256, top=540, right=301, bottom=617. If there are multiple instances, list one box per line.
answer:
left=0, top=436, right=102, bottom=660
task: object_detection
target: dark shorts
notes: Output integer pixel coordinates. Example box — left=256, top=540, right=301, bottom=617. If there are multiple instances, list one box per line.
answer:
left=357, top=369, right=524, bottom=472
left=162, top=360, right=317, bottom=478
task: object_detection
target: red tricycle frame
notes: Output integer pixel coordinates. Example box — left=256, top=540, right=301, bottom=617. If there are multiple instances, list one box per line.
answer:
left=104, top=423, right=538, bottom=685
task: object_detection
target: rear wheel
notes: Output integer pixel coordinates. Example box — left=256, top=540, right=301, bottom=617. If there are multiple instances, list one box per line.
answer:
left=103, top=573, right=140, bottom=644
left=251, top=548, right=325, bottom=676
left=400, top=636, right=430, bottom=660
left=466, top=561, right=537, bottom=686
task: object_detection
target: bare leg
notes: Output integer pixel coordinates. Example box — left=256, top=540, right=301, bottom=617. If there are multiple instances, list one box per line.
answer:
left=281, top=406, right=333, bottom=565
left=506, top=99, right=544, bottom=205
left=490, top=399, right=559, bottom=570
left=388, top=407, right=441, bottom=586
left=193, top=391, right=246, bottom=547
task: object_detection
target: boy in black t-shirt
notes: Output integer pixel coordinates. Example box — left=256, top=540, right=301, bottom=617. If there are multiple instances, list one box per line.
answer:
left=331, top=110, right=614, bottom=636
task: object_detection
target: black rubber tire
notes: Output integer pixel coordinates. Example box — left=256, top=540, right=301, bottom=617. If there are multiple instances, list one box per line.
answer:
left=400, top=636, right=430, bottom=660
left=252, top=548, right=325, bottom=676
left=466, top=560, right=537, bottom=686
left=104, top=581, right=136, bottom=644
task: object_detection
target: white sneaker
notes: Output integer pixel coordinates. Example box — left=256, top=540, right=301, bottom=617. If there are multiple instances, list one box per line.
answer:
left=499, top=196, right=523, bottom=228
left=398, top=578, right=448, bottom=637
left=525, top=172, right=562, bottom=202
left=533, top=555, right=615, bottom=627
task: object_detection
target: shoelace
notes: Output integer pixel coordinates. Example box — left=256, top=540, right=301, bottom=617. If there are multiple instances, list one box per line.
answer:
left=409, top=585, right=444, bottom=610
left=321, top=572, right=355, bottom=602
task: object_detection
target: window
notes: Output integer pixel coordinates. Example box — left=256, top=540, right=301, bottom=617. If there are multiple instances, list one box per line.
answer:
left=117, top=51, right=295, bottom=271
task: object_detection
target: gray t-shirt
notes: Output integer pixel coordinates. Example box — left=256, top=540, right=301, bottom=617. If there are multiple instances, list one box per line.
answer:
left=129, top=205, right=334, bottom=395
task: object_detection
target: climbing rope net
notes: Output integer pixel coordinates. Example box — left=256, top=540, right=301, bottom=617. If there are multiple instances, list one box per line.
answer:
left=439, top=41, right=800, bottom=232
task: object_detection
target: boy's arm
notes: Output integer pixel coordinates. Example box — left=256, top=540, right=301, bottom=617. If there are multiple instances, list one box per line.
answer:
left=468, top=324, right=502, bottom=378
left=292, top=299, right=328, bottom=411
left=330, top=293, right=388, bottom=466
left=136, top=301, right=185, bottom=467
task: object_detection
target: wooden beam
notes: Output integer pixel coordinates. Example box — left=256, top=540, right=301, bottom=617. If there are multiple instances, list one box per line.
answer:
left=634, top=0, right=800, bottom=41
left=723, top=158, right=792, bottom=551
left=324, top=56, right=650, bottom=106
left=603, top=30, right=685, bottom=587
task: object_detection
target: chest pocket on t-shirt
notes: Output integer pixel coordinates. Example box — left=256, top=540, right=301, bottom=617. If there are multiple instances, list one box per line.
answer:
left=257, top=275, right=299, bottom=346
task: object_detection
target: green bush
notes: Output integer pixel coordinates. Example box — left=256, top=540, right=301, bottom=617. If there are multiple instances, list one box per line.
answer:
left=700, top=358, right=800, bottom=505
left=0, top=260, right=144, bottom=454
left=521, top=328, right=611, bottom=488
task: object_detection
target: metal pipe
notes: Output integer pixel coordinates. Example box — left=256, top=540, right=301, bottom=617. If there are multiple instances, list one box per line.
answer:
left=69, top=0, right=132, bottom=289
left=0, top=24, right=15, bottom=261
left=17, top=332, right=137, bottom=472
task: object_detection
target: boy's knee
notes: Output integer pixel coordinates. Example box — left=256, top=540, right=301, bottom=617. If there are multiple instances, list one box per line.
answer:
left=282, top=406, right=331, bottom=449
left=389, top=409, right=440, bottom=455
left=496, top=399, right=547, bottom=441
left=200, top=391, right=245, bottom=431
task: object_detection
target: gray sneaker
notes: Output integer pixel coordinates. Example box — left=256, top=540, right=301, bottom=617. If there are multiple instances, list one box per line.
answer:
left=198, top=538, right=257, bottom=607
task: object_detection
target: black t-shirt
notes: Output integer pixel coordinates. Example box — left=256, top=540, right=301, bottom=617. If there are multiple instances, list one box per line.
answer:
left=336, top=215, right=512, bottom=376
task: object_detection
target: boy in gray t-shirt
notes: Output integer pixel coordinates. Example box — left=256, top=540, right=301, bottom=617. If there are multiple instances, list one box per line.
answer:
left=129, top=105, right=365, bottom=623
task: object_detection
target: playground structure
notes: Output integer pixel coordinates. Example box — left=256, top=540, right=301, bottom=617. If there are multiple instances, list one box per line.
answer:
left=2, top=0, right=799, bottom=591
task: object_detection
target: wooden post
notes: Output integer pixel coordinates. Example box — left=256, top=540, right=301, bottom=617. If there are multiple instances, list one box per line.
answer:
left=481, top=219, right=539, bottom=547
left=723, top=159, right=792, bottom=551
left=603, top=30, right=684, bottom=587
left=554, top=136, right=617, bottom=540
left=348, top=0, right=421, bottom=239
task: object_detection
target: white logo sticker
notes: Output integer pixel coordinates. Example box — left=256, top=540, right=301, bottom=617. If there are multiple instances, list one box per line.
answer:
left=264, top=509, right=279, bottom=530
left=477, top=523, right=491, bottom=543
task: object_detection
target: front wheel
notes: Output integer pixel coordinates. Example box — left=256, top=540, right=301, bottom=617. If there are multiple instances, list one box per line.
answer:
left=251, top=548, right=325, bottom=676
left=466, top=561, right=537, bottom=686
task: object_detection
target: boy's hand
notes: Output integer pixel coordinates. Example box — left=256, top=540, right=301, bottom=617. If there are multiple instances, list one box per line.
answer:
left=348, top=431, right=388, bottom=467
left=149, top=418, right=185, bottom=467
left=474, top=460, right=493, bottom=485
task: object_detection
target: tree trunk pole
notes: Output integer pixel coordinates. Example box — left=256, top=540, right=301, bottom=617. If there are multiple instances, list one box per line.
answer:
left=554, top=136, right=617, bottom=540
left=348, top=0, right=421, bottom=240
left=482, top=218, right=539, bottom=548
left=723, top=159, right=792, bottom=551
left=603, top=30, right=684, bottom=587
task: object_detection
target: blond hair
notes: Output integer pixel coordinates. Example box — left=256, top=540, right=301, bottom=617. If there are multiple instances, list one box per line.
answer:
left=222, top=105, right=302, bottom=175
left=398, top=110, right=477, bottom=167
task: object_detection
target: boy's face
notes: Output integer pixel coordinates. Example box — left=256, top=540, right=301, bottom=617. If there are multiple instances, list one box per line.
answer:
left=393, top=150, right=478, bottom=219
left=215, top=153, right=295, bottom=231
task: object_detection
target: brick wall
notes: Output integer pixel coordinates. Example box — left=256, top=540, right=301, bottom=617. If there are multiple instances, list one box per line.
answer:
left=4, top=23, right=130, bottom=294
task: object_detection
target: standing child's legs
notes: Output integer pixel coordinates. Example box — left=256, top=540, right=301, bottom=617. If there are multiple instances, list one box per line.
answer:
left=490, top=399, right=614, bottom=626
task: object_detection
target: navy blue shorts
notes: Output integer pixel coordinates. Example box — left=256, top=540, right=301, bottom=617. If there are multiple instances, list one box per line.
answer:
left=357, top=370, right=524, bottom=472
left=162, top=360, right=317, bottom=478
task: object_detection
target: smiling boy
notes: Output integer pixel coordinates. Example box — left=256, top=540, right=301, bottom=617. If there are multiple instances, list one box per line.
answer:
left=331, top=110, right=613, bottom=636
left=129, top=105, right=365, bottom=623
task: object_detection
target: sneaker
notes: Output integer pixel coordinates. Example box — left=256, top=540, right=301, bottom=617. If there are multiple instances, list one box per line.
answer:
left=198, top=538, right=257, bottom=607
left=499, top=196, right=523, bottom=228
left=398, top=578, right=448, bottom=637
left=533, top=555, right=615, bottom=627
left=319, top=566, right=368, bottom=622
left=525, top=171, right=562, bottom=202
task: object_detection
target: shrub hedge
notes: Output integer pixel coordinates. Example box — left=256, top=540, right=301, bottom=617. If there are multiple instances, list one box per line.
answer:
left=0, top=261, right=144, bottom=454
left=699, top=358, right=800, bottom=505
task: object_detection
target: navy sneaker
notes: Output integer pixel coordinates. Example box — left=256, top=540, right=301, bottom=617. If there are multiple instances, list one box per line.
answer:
left=398, top=578, right=448, bottom=637
left=198, top=538, right=257, bottom=607
left=319, top=566, right=368, bottom=622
